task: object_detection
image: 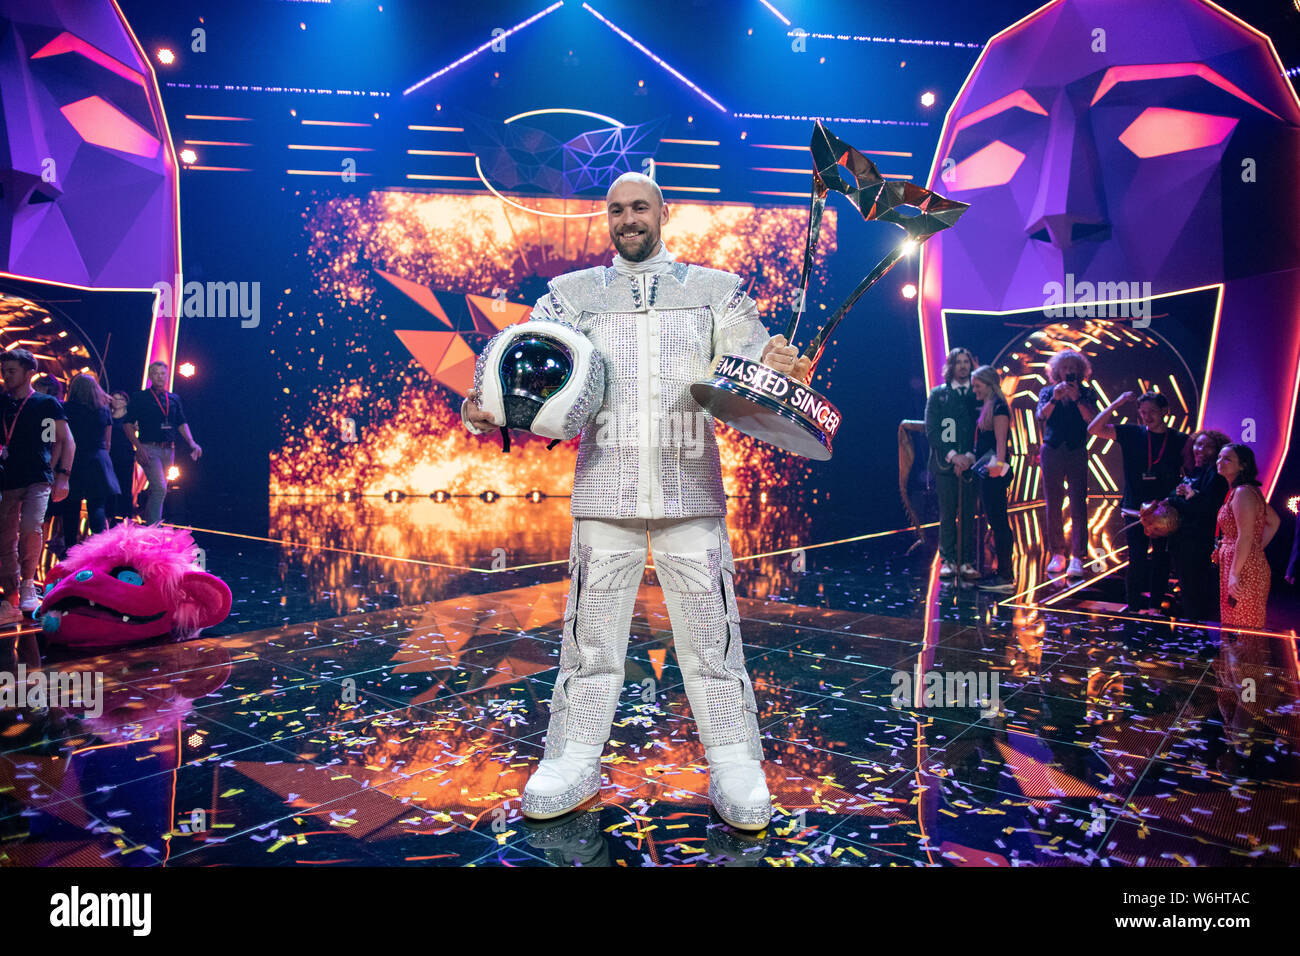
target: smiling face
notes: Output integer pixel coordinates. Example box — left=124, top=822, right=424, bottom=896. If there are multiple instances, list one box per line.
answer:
left=607, top=179, right=667, bottom=262
left=1193, top=432, right=1214, bottom=467
left=972, top=377, right=989, bottom=401
left=1137, top=399, right=1165, bottom=429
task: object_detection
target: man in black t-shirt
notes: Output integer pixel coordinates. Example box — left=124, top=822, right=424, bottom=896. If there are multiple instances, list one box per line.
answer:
left=124, top=360, right=202, bottom=525
left=1089, top=390, right=1187, bottom=615
left=0, top=349, right=74, bottom=621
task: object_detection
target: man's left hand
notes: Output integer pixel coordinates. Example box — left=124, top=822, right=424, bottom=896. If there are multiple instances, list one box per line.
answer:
left=761, top=335, right=812, bottom=382
left=190, top=443, right=203, bottom=461
left=51, top=475, right=69, bottom=503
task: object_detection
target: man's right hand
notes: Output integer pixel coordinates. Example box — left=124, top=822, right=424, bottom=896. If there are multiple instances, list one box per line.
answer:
left=1052, top=382, right=1071, bottom=400
left=462, top=389, right=497, bottom=430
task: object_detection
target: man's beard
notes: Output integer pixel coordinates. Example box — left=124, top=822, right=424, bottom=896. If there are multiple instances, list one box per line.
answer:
left=613, top=229, right=658, bottom=262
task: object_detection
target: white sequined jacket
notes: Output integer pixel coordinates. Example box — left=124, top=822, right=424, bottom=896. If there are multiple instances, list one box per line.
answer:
left=466, top=254, right=772, bottom=519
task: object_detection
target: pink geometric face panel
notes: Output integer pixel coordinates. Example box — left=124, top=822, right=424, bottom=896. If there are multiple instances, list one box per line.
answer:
left=0, top=1, right=179, bottom=297
left=920, top=0, right=1300, bottom=494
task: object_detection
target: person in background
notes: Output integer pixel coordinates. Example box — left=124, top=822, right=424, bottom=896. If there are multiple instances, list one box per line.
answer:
left=55, top=373, right=120, bottom=554
left=1214, top=443, right=1279, bottom=631
left=971, top=365, right=1015, bottom=592
left=925, top=347, right=980, bottom=580
left=125, top=361, right=201, bottom=525
left=1035, top=349, right=1099, bottom=579
left=108, top=390, right=137, bottom=524
left=0, top=349, right=73, bottom=622
left=32, top=374, right=65, bottom=402
left=1165, top=429, right=1230, bottom=621
left=1089, top=390, right=1188, bottom=615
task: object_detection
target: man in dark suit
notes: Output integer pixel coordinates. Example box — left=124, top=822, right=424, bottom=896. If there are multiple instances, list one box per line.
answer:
left=925, top=347, right=980, bottom=579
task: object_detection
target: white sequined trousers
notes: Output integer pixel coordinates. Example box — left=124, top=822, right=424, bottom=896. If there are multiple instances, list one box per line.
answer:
left=544, top=515, right=764, bottom=762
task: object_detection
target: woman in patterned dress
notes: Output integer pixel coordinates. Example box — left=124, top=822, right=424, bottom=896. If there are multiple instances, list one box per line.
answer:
left=1213, top=444, right=1279, bottom=629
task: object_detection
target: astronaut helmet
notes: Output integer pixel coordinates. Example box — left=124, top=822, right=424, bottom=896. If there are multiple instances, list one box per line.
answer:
left=474, top=320, right=604, bottom=441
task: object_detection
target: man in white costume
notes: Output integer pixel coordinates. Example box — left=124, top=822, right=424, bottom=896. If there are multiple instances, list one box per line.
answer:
left=463, top=172, right=808, bottom=830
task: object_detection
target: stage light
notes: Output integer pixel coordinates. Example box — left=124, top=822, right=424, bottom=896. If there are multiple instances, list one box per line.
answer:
left=1288, top=495, right=1299, bottom=515
left=338, top=490, right=355, bottom=502
left=582, top=2, right=728, bottom=112
left=404, top=1, right=564, bottom=95
left=179, top=148, right=197, bottom=165
left=166, top=465, right=180, bottom=481
left=187, top=732, right=202, bottom=748
left=384, top=490, right=404, bottom=501
left=902, top=238, right=919, bottom=254
left=431, top=490, right=450, bottom=502
left=921, top=91, right=936, bottom=107
left=481, top=490, right=499, bottom=502
left=178, top=362, right=195, bottom=378
left=527, top=490, right=545, bottom=502
left=902, top=283, right=918, bottom=299
left=156, top=48, right=174, bottom=65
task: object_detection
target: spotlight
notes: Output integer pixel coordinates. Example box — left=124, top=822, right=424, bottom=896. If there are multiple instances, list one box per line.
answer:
left=431, top=490, right=450, bottom=502
left=902, top=283, right=918, bottom=299
left=157, top=48, right=175, bottom=65
left=384, top=490, right=405, bottom=502
left=178, top=362, right=196, bottom=378
left=179, top=148, right=197, bottom=165
left=480, top=490, right=499, bottom=502
left=166, top=465, right=180, bottom=481
left=902, top=238, right=919, bottom=254
left=1288, top=495, right=1299, bottom=515
left=921, top=91, right=936, bottom=107
left=526, top=490, right=545, bottom=503
left=187, top=732, right=202, bottom=748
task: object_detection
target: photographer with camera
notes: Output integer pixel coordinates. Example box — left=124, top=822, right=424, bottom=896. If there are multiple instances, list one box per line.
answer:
left=1035, top=349, right=1099, bottom=579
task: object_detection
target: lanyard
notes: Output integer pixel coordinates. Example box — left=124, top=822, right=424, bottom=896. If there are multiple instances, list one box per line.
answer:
left=1146, top=428, right=1168, bottom=472
left=2, top=392, right=30, bottom=448
left=151, top=388, right=169, bottom=420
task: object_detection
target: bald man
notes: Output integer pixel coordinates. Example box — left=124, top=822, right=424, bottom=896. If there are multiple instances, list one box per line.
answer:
left=463, top=172, right=807, bottom=830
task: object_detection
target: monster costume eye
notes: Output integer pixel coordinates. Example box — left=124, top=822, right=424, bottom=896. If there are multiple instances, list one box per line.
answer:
left=112, top=567, right=144, bottom=586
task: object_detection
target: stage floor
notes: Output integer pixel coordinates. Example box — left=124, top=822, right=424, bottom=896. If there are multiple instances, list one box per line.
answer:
left=3, top=497, right=1298, bottom=867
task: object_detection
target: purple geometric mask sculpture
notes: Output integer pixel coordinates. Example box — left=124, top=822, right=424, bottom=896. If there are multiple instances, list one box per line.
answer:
left=920, top=0, right=1300, bottom=494
left=0, top=0, right=181, bottom=373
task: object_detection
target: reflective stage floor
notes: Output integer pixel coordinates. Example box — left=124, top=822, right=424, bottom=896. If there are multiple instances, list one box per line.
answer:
left=3, top=496, right=1298, bottom=867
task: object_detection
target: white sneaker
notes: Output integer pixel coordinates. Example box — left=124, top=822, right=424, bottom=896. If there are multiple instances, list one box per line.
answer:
left=522, top=740, right=603, bottom=820
left=959, top=563, right=980, bottom=580
left=0, top=601, right=21, bottom=625
left=1066, top=557, right=1084, bottom=578
left=706, top=742, right=771, bottom=831
left=18, top=580, right=39, bottom=613
left=939, top=561, right=956, bottom=579
left=1046, top=554, right=1068, bottom=574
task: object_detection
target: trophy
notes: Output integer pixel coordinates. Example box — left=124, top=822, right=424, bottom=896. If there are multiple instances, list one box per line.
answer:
left=690, top=120, right=969, bottom=460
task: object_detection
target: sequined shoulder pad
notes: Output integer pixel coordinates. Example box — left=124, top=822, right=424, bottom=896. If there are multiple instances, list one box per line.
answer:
left=547, top=267, right=616, bottom=316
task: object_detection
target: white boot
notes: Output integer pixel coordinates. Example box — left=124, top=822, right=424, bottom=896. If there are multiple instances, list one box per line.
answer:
left=522, top=740, right=604, bottom=820
left=706, top=741, right=771, bottom=831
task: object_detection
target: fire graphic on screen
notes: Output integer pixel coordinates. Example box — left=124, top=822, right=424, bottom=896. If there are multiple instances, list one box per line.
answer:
left=270, top=191, right=835, bottom=498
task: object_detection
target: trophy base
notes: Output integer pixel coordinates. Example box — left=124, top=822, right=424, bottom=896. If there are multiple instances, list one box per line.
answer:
left=690, top=353, right=842, bottom=461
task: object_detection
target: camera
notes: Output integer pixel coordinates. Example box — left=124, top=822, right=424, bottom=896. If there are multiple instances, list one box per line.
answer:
left=1065, top=372, right=1079, bottom=385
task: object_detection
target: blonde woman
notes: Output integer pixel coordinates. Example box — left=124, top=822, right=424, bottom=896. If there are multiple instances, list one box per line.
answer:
left=972, top=366, right=1014, bottom=591
left=1035, top=349, right=1098, bottom=577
